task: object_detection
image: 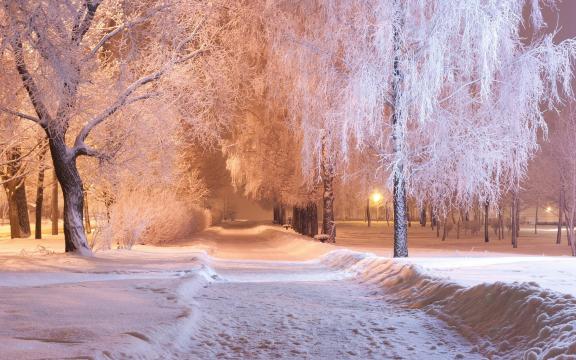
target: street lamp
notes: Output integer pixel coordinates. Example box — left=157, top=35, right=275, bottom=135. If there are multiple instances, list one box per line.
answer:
left=371, top=192, right=383, bottom=221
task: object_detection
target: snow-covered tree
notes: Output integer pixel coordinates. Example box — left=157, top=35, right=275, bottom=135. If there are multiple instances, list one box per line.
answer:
left=265, top=0, right=576, bottom=256
left=0, top=0, right=248, bottom=255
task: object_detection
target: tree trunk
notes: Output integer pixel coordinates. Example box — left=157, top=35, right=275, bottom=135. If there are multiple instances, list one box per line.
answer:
left=3, top=147, right=31, bottom=238
left=366, top=198, right=371, bottom=227
left=83, top=187, right=92, bottom=234
left=456, top=212, right=461, bottom=240
left=534, top=200, right=539, bottom=235
left=385, top=204, right=390, bottom=227
left=511, top=192, right=519, bottom=248
left=442, top=217, right=448, bottom=241
left=35, top=144, right=48, bottom=239
left=320, top=134, right=336, bottom=243
left=48, top=133, right=92, bottom=255
left=557, top=189, right=564, bottom=244
left=6, top=187, right=21, bottom=238
left=280, top=204, right=286, bottom=226
left=51, top=168, right=59, bottom=235
left=484, top=201, right=489, bottom=243
left=391, top=2, right=408, bottom=257
left=13, top=178, right=31, bottom=237
left=420, top=207, right=426, bottom=227
left=309, top=202, right=318, bottom=237
left=566, top=210, right=575, bottom=256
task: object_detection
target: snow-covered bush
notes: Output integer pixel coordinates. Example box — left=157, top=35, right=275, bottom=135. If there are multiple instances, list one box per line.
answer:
left=91, top=188, right=211, bottom=250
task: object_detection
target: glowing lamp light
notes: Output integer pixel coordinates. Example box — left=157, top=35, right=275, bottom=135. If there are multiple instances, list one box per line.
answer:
left=371, top=192, right=383, bottom=203
left=546, top=207, right=552, bottom=213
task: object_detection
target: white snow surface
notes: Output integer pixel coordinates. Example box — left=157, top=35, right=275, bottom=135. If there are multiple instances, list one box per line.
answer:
left=1, top=223, right=575, bottom=359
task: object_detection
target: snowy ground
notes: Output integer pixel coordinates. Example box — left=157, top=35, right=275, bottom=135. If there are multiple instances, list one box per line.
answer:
left=0, top=221, right=575, bottom=359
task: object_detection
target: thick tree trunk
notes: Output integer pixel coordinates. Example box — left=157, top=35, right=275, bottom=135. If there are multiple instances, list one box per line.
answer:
left=51, top=168, right=59, bottom=235
left=35, top=145, right=47, bottom=239
left=13, top=179, right=31, bottom=237
left=484, top=201, right=489, bottom=243
left=48, top=133, right=92, bottom=256
left=83, top=187, right=92, bottom=234
left=280, top=204, right=286, bottom=226
left=3, top=147, right=31, bottom=238
left=308, top=202, right=318, bottom=237
left=6, top=189, right=21, bottom=238
left=391, top=2, right=407, bottom=257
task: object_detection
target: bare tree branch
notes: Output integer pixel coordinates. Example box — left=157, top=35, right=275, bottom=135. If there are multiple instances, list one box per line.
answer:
left=85, top=4, right=170, bottom=60
left=10, top=36, right=51, bottom=127
left=0, top=106, right=41, bottom=124
left=71, top=0, right=102, bottom=45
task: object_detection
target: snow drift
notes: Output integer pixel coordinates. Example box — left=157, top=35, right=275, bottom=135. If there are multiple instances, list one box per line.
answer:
left=320, top=250, right=576, bottom=359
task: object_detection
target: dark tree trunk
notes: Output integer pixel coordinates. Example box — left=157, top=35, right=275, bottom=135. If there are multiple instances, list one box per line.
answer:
left=557, top=189, right=564, bottom=244
left=564, top=207, right=573, bottom=248
left=48, top=133, right=91, bottom=255
left=3, top=147, right=31, bottom=238
left=83, top=187, right=92, bottom=234
left=420, top=207, right=426, bottom=227
left=511, top=192, right=519, bottom=248
left=484, top=201, right=489, bottom=243
left=51, top=168, right=59, bottom=235
left=300, top=206, right=307, bottom=236
left=534, top=200, right=539, bottom=235
left=272, top=204, right=280, bottom=224
left=280, top=204, right=286, bottom=226
left=13, top=178, right=31, bottom=237
left=35, top=145, right=48, bottom=239
left=308, top=202, right=318, bottom=237
left=498, top=209, right=503, bottom=240
left=456, top=212, right=461, bottom=239
left=366, top=198, right=371, bottom=227
left=6, top=188, right=21, bottom=238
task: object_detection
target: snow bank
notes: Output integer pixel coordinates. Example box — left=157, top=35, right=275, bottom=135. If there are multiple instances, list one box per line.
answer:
left=320, top=250, right=576, bottom=359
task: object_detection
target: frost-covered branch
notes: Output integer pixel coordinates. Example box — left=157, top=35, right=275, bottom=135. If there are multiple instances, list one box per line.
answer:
left=0, top=106, right=40, bottom=124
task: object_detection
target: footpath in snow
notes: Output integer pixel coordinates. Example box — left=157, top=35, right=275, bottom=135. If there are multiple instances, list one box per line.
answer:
left=0, top=223, right=575, bottom=359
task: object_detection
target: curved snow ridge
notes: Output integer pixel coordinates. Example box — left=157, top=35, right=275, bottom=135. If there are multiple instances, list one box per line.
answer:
left=319, top=249, right=576, bottom=360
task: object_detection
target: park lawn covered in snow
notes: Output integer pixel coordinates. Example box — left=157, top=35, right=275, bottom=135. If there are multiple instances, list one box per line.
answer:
left=0, top=221, right=575, bottom=359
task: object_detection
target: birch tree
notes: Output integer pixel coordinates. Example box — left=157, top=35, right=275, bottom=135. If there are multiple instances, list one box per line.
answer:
left=265, top=0, right=576, bottom=256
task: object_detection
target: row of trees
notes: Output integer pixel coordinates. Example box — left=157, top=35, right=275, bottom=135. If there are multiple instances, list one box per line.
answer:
left=1, top=0, right=575, bottom=257
left=257, top=0, right=576, bottom=256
